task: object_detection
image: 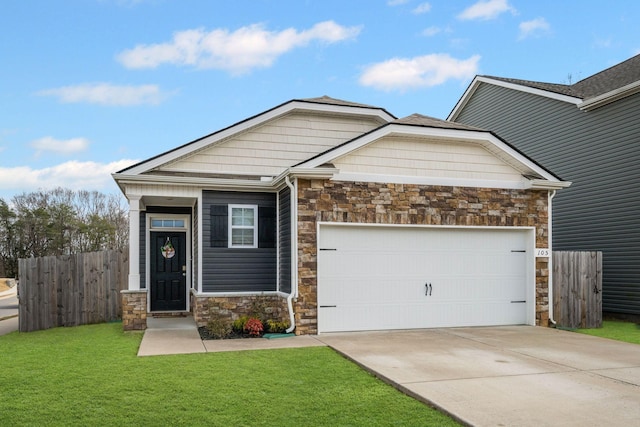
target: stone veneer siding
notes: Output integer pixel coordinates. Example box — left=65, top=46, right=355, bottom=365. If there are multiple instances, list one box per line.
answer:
left=294, top=179, right=551, bottom=335
left=191, top=292, right=289, bottom=328
left=121, top=290, right=147, bottom=331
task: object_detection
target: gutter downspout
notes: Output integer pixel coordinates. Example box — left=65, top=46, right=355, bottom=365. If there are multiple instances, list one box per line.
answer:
left=548, top=190, right=557, bottom=326
left=285, top=176, right=298, bottom=333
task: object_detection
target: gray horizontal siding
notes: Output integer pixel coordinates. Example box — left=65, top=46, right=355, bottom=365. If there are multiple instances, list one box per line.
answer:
left=202, top=190, right=277, bottom=293
left=278, top=187, right=291, bottom=294
left=456, top=84, right=640, bottom=315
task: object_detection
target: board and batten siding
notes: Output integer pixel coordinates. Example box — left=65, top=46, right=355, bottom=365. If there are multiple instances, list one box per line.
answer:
left=333, top=135, right=524, bottom=181
left=278, top=187, right=291, bottom=294
left=455, top=83, right=640, bottom=316
left=159, top=112, right=384, bottom=176
left=202, top=190, right=277, bottom=293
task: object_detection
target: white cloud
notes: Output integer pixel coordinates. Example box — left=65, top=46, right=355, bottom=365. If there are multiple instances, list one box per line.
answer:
left=458, top=0, right=516, bottom=21
left=31, top=137, right=89, bottom=156
left=117, top=21, right=362, bottom=75
left=0, top=160, right=138, bottom=194
left=359, top=53, right=480, bottom=92
left=422, top=26, right=442, bottom=37
left=519, top=18, right=550, bottom=39
left=37, top=83, right=169, bottom=106
left=412, top=3, right=432, bottom=14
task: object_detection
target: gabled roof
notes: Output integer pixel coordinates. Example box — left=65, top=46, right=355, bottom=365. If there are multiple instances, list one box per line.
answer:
left=113, top=98, right=569, bottom=192
left=296, top=113, right=568, bottom=189
left=449, top=54, right=640, bottom=119
left=116, top=96, right=395, bottom=176
left=393, top=113, right=484, bottom=131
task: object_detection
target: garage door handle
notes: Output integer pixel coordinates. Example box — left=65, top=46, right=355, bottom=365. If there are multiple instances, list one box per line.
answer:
left=425, top=283, right=432, bottom=296
left=510, top=300, right=526, bottom=303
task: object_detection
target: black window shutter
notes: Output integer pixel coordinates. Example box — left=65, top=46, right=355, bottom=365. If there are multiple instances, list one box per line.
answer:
left=258, top=206, right=276, bottom=248
left=210, top=205, right=228, bottom=247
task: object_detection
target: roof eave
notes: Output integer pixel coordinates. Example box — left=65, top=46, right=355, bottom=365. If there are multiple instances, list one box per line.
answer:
left=527, top=179, right=572, bottom=190
left=578, top=80, right=640, bottom=111
left=112, top=166, right=340, bottom=193
left=449, top=76, right=583, bottom=121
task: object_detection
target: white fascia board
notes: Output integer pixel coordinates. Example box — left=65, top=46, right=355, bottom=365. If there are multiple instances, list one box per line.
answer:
left=114, top=166, right=339, bottom=193
left=298, top=124, right=564, bottom=185
left=113, top=173, right=276, bottom=191
left=287, top=166, right=338, bottom=179
left=578, top=80, right=640, bottom=111
left=447, top=76, right=482, bottom=121
left=122, top=101, right=394, bottom=176
left=449, top=76, right=582, bottom=121
left=333, top=172, right=529, bottom=190
left=527, top=179, right=572, bottom=190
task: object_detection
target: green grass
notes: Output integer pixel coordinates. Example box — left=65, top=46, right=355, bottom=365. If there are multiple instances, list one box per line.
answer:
left=578, top=320, right=640, bottom=345
left=0, top=323, right=459, bottom=426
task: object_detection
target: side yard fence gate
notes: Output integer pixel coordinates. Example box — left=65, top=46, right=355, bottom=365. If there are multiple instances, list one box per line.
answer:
left=552, top=250, right=603, bottom=329
left=18, top=249, right=129, bottom=332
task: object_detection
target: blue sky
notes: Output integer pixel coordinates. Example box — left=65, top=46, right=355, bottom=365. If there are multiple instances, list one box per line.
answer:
left=1, top=0, right=639, bottom=200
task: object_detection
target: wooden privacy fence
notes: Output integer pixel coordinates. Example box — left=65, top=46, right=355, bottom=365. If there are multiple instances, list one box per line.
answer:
left=553, top=251, right=603, bottom=329
left=18, top=249, right=129, bottom=332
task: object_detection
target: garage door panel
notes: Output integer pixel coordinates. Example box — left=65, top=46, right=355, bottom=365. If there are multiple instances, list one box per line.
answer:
left=318, top=225, right=531, bottom=333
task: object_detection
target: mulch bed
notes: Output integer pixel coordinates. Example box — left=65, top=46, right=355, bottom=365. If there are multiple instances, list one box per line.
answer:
left=198, top=327, right=261, bottom=340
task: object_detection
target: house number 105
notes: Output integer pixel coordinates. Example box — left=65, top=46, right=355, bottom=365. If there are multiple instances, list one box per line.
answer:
left=535, top=248, right=550, bottom=257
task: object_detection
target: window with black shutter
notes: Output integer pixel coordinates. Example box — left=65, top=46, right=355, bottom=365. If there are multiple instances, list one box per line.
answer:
left=258, top=206, right=276, bottom=248
left=210, top=205, right=228, bottom=247
left=211, top=203, right=276, bottom=249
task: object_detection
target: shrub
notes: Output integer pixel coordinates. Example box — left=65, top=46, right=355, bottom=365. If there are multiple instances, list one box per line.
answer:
left=265, top=319, right=290, bottom=334
left=206, top=317, right=232, bottom=339
left=232, top=316, right=249, bottom=334
left=248, top=298, right=270, bottom=323
left=244, top=318, right=264, bottom=337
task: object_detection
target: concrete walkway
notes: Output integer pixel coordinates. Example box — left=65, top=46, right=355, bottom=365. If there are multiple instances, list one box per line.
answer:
left=317, top=326, right=640, bottom=427
left=137, top=316, right=325, bottom=356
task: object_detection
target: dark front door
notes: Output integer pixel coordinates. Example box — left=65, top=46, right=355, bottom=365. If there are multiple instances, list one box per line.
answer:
left=150, top=231, right=187, bottom=311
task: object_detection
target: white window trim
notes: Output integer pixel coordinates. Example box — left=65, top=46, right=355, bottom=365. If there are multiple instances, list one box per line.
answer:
left=228, top=204, right=258, bottom=248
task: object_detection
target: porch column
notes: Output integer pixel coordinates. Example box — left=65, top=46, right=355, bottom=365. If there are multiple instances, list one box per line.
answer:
left=127, top=196, right=141, bottom=290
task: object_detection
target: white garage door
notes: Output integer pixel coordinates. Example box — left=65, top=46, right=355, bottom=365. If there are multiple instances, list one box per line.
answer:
left=317, top=225, right=533, bottom=333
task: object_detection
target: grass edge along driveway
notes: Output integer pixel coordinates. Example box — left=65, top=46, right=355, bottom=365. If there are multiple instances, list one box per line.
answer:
left=0, top=323, right=459, bottom=426
left=577, top=319, right=640, bottom=345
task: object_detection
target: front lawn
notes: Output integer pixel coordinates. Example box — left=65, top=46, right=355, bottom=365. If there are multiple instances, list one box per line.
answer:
left=0, top=323, right=458, bottom=426
left=578, top=320, right=640, bottom=345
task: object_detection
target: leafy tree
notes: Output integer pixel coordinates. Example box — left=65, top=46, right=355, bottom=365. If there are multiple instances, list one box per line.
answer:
left=0, top=188, right=129, bottom=277
left=0, top=199, right=18, bottom=277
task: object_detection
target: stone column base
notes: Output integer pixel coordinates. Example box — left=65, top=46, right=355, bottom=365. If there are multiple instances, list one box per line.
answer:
left=121, top=290, right=148, bottom=331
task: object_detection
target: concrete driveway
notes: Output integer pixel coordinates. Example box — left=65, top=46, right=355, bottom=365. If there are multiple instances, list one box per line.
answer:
left=317, top=326, right=640, bottom=427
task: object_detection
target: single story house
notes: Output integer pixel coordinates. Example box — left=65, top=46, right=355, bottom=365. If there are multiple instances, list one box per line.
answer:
left=113, top=96, right=570, bottom=334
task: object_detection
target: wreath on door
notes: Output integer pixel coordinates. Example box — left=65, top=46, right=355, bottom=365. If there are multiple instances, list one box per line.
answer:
left=161, top=238, right=175, bottom=259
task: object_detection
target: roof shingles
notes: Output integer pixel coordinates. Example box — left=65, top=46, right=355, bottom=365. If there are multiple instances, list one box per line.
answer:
left=483, top=54, right=640, bottom=101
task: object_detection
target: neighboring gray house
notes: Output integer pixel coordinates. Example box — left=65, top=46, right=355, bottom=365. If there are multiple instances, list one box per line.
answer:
left=449, top=54, right=640, bottom=320
left=113, top=96, right=568, bottom=334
